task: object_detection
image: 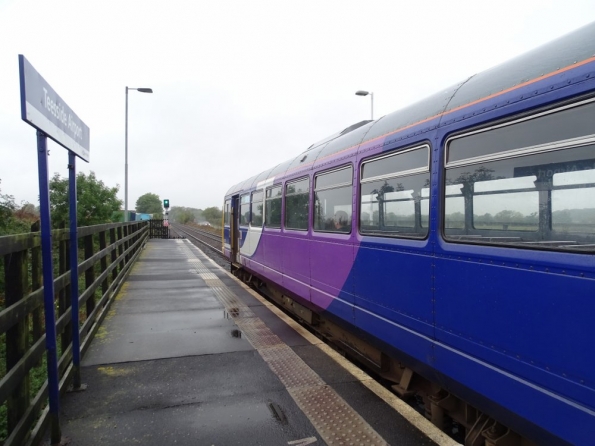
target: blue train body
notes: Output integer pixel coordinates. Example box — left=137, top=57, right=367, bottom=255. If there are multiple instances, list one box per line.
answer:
left=223, top=22, right=595, bottom=445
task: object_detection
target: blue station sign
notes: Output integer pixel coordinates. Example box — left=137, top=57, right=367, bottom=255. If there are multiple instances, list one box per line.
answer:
left=19, top=55, right=90, bottom=162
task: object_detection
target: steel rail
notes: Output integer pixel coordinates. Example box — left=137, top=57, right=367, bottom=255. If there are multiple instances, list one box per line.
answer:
left=170, top=223, right=224, bottom=256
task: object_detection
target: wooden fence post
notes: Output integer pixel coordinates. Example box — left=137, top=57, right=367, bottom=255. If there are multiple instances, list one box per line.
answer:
left=4, top=249, right=30, bottom=434
left=84, top=234, right=96, bottom=316
left=123, top=225, right=130, bottom=263
left=117, top=226, right=124, bottom=273
left=58, top=227, right=72, bottom=353
left=30, top=222, right=43, bottom=357
left=99, top=230, right=108, bottom=300
left=110, top=227, right=117, bottom=283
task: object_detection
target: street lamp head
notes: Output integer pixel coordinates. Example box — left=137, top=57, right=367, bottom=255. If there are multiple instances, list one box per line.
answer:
left=355, top=90, right=374, bottom=120
left=127, top=87, right=153, bottom=93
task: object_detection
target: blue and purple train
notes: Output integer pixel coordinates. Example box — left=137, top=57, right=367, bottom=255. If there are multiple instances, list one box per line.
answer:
left=223, top=22, right=595, bottom=445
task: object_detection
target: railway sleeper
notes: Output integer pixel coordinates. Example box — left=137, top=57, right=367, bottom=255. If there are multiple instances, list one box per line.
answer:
left=233, top=267, right=534, bottom=446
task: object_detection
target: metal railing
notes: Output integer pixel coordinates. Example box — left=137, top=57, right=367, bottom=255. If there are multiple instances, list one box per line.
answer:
left=0, top=221, right=148, bottom=445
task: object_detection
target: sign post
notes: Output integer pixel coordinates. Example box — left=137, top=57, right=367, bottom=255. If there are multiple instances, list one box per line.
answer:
left=35, top=130, right=62, bottom=442
left=19, top=55, right=90, bottom=444
left=68, top=150, right=84, bottom=390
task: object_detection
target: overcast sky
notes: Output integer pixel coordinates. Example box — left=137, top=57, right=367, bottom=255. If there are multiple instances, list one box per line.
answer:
left=1, top=0, right=594, bottom=212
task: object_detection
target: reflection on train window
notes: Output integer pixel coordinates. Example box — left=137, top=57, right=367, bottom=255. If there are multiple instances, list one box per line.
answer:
left=444, top=99, right=595, bottom=252
left=265, top=185, right=282, bottom=228
left=240, top=194, right=250, bottom=226
left=360, top=145, right=430, bottom=238
left=224, top=199, right=231, bottom=225
left=314, top=165, right=353, bottom=233
left=444, top=184, right=464, bottom=229
left=251, top=191, right=263, bottom=227
left=445, top=176, right=540, bottom=232
left=421, top=188, right=429, bottom=228
left=285, top=177, right=310, bottom=230
left=474, top=178, right=538, bottom=231
left=552, top=170, right=595, bottom=234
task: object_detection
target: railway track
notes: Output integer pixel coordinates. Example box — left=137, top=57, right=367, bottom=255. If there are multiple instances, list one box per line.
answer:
left=169, top=223, right=226, bottom=261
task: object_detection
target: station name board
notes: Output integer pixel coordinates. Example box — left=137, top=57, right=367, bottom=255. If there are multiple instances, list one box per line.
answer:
left=19, top=55, right=90, bottom=162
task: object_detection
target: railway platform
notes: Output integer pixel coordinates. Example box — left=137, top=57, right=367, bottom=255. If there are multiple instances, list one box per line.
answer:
left=56, top=239, right=457, bottom=445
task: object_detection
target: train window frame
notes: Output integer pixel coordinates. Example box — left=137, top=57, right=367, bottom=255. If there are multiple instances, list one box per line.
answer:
left=284, top=176, right=310, bottom=231
left=313, top=164, right=353, bottom=234
left=359, top=144, right=431, bottom=239
left=443, top=97, right=595, bottom=252
left=239, top=193, right=251, bottom=227
left=251, top=190, right=264, bottom=227
left=264, top=184, right=283, bottom=228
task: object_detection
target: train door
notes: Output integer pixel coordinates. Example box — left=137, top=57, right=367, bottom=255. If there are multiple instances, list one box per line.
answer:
left=230, top=195, right=240, bottom=264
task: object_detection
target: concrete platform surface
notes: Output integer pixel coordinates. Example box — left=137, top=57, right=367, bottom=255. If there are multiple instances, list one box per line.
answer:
left=57, top=239, right=453, bottom=446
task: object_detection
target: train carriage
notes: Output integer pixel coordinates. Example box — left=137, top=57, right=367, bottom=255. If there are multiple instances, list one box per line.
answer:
left=223, top=22, right=595, bottom=445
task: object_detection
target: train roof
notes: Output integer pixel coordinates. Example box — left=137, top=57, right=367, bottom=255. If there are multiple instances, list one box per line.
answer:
left=226, top=21, right=595, bottom=197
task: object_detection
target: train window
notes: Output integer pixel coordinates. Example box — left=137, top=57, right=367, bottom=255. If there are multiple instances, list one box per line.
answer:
left=285, top=177, right=310, bottom=230
left=360, top=145, right=430, bottom=238
left=224, top=199, right=231, bottom=225
left=444, top=99, right=595, bottom=252
left=251, top=191, right=263, bottom=227
left=447, top=100, right=595, bottom=165
left=314, top=165, right=353, bottom=233
left=265, top=185, right=282, bottom=228
left=240, top=194, right=250, bottom=226
left=362, top=146, right=428, bottom=180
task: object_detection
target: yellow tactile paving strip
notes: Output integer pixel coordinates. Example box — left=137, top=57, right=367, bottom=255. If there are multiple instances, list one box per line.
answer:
left=291, top=385, right=387, bottom=445
left=180, top=242, right=390, bottom=446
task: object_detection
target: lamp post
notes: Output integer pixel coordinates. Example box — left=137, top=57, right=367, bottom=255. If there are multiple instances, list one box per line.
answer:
left=355, top=90, right=374, bottom=120
left=125, top=86, right=153, bottom=222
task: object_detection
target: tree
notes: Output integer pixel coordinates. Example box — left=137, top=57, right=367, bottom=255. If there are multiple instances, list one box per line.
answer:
left=0, top=180, right=15, bottom=232
left=169, top=206, right=203, bottom=223
left=202, top=206, right=222, bottom=226
left=0, top=180, right=31, bottom=235
left=0, top=180, right=39, bottom=235
left=49, top=171, right=122, bottom=228
left=135, top=193, right=163, bottom=214
left=494, top=210, right=524, bottom=223
left=177, top=209, right=195, bottom=224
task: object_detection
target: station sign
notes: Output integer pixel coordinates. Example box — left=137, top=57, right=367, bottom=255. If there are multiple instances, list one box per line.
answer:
left=19, top=55, right=90, bottom=162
